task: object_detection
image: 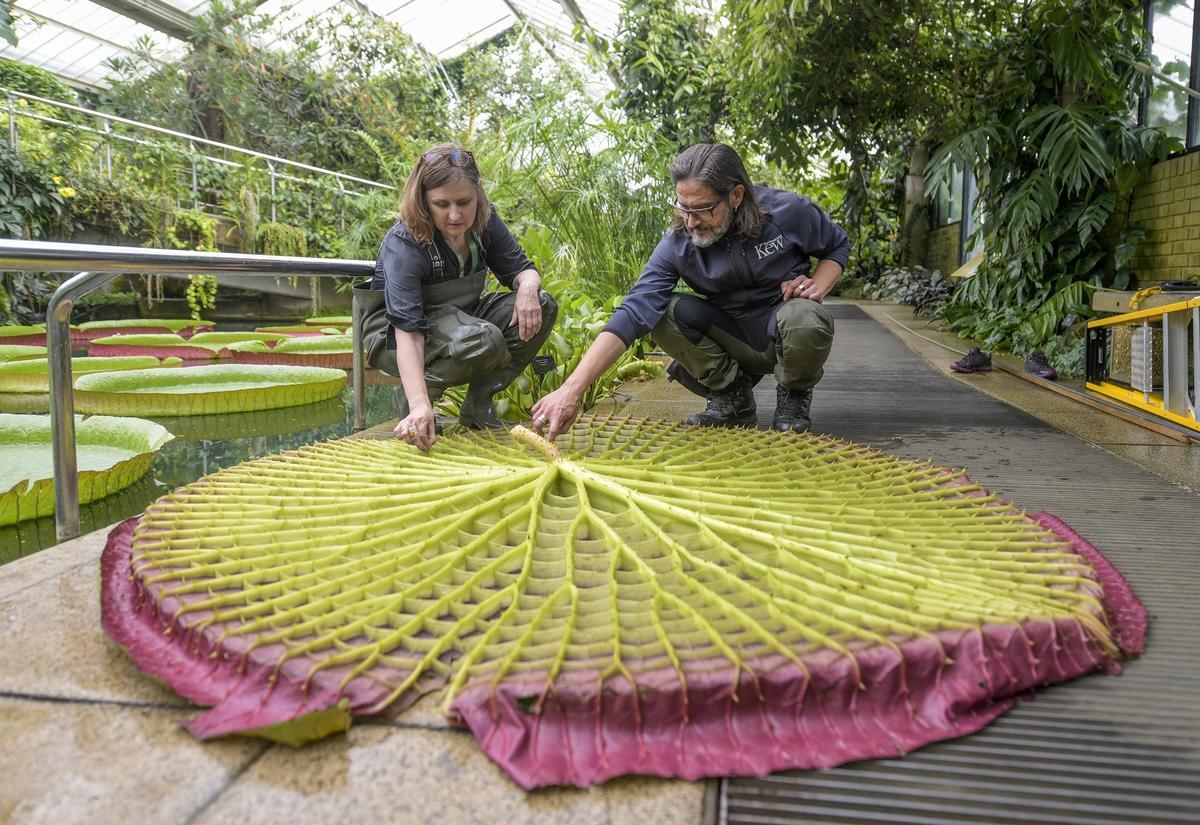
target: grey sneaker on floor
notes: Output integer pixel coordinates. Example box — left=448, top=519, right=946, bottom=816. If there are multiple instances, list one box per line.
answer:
left=950, top=346, right=992, bottom=373
left=1023, top=350, right=1058, bottom=380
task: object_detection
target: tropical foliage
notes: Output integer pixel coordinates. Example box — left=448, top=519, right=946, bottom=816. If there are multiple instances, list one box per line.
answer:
left=0, top=0, right=1186, bottom=364
left=926, top=0, right=1174, bottom=353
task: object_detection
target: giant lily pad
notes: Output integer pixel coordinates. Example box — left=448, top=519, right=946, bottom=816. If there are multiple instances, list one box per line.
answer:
left=229, top=334, right=354, bottom=369
left=75, top=364, right=346, bottom=416
left=89, top=334, right=228, bottom=360
left=101, top=416, right=1144, bottom=787
left=77, top=319, right=213, bottom=343
left=0, top=345, right=47, bottom=362
left=0, top=413, right=171, bottom=525
left=0, top=356, right=181, bottom=393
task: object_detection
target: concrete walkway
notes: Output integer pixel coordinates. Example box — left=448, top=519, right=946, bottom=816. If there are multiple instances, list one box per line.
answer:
left=1, top=301, right=1195, bottom=825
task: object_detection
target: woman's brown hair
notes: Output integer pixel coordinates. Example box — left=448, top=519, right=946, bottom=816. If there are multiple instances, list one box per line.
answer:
left=399, top=143, right=492, bottom=246
left=667, top=143, right=769, bottom=239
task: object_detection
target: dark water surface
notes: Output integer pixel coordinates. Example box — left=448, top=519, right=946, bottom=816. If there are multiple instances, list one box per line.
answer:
left=0, top=384, right=398, bottom=565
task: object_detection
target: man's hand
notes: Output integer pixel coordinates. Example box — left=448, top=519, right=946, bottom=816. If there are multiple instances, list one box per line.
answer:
left=780, top=275, right=831, bottom=303
left=530, top=385, right=582, bottom=442
left=394, top=402, right=437, bottom=452
left=509, top=280, right=543, bottom=342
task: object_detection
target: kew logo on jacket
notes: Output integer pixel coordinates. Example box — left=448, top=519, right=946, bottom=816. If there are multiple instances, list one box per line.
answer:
left=754, top=234, right=785, bottom=260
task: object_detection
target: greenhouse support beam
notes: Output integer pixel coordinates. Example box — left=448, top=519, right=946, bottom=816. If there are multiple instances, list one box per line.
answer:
left=89, top=0, right=195, bottom=41
left=0, top=239, right=375, bottom=543
left=556, top=0, right=620, bottom=85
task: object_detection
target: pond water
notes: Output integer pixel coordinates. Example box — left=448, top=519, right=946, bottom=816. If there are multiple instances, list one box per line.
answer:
left=0, top=383, right=399, bottom=565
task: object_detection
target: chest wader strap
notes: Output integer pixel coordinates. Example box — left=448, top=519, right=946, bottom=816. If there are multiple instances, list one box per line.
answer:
left=421, top=271, right=487, bottom=311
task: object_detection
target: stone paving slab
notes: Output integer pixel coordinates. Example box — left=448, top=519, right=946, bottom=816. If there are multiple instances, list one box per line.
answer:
left=0, top=696, right=264, bottom=825
left=193, top=724, right=704, bottom=825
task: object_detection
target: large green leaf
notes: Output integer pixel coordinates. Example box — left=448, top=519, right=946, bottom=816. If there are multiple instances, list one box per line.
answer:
left=89, top=334, right=227, bottom=359
left=74, top=364, right=347, bottom=416
left=0, top=413, right=172, bottom=525
left=103, top=416, right=1141, bottom=789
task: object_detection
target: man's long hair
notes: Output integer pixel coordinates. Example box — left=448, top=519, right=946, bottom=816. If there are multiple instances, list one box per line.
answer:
left=400, top=143, right=492, bottom=246
left=668, top=143, right=768, bottom=239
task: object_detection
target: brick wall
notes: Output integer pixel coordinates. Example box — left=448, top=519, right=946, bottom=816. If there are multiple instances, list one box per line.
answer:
left=1125, top=151, right=1200, bottom=285
left=923, top=223, right=962, bottom=277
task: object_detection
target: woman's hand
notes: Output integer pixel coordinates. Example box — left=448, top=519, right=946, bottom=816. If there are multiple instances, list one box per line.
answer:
left=531, top=385, right=582, bottom=442
left=510, top=281, right=543, bottom=342
left=394, top=402, right=437, bottom=452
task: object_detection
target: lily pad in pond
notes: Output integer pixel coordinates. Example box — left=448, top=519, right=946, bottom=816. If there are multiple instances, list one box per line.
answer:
left=0, top=413, right=171, bottom=525
left=74, top=364, right=347, bottom=416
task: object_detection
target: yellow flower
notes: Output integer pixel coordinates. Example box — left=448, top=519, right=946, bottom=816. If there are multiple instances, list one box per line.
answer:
left=57, top=186, right=77, bottom=199
left=51, top=175, right=63, bottom=185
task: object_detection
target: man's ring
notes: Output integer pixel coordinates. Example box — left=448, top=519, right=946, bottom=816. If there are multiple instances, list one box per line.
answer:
left=534, top=415, right=546, bottom=426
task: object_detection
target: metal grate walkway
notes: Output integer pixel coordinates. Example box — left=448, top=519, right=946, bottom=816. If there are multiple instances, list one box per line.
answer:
left=726, top=304, right=1200, bottom=825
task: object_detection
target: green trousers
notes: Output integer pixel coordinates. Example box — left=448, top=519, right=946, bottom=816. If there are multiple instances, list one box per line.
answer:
left=359, top=275, right=558, bottom=405
left=650, top=293, right=834, bottom=392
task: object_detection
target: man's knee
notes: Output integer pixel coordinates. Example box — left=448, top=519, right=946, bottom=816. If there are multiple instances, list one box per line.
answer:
left=776, top=299, right=834, bottom=351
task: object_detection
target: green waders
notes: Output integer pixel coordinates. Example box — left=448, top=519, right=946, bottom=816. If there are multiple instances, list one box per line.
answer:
left=356, top=273, right=558, bottom=426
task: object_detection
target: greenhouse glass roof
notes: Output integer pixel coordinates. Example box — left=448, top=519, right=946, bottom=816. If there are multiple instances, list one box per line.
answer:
left=1, top=0, right=623, bottom=90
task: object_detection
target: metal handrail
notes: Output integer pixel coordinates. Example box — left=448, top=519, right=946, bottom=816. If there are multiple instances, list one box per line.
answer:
left=3, top=87, right=394, bottom=191
left=0, top=239, right=375, bottom=542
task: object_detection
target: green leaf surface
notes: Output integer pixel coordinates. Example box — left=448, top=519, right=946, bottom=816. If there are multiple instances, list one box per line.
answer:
left=0, top=357, right=176, bottom=393
left=0, top=345, right=46, bottom=362
left=188, top=332, right=289, bottom=347
left=78, top=319, right=210, bottom=332
left=0, top=413, right=172, bottom=525
left=126, top=415, right=1115, bottom=730
left=74, top=364, right=347, bottom=416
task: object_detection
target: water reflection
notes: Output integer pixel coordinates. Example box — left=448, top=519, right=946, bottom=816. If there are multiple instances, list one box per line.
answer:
left=0, top=384, right=398, bottom=564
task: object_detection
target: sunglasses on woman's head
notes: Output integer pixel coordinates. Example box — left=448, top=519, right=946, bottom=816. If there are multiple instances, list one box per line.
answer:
left=422, top=149, right=475, bottom=168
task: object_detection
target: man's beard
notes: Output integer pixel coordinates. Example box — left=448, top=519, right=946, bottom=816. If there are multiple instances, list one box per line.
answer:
left=689, top=208, right=734, bottom=249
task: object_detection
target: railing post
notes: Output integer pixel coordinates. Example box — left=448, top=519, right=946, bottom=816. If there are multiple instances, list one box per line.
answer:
left=102, top=120, right=113, bottom=177
left=268, top=161, right=277, bottom=222
left=189, top=141, right=199, bottom=209
left=47, top=270, right=120, bottom=541
left=7, top=92, right=16, bottom=148
left=352, top=284, right=367, bottom=431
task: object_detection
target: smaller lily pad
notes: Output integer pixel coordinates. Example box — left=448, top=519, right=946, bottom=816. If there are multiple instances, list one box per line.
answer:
left=0, top=345, right=47, bottom=362
left=255, top=325, right=328, bottom=337
left=77, top=319, right=213, bottom=343
left=189, top=332, right=288, bottom=347
left=0, top=325, right=46, bottom=346
left=89, top=334, right=227, bottom=360
left=0, top=356, right=180, bottom=393
left=229, top=334, right=354, bottom=369
left=0, top=413, right=172, bottom=525
left=304, top=315, right=351, bottom=328
left=75, top=364, right=347, bottom=416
